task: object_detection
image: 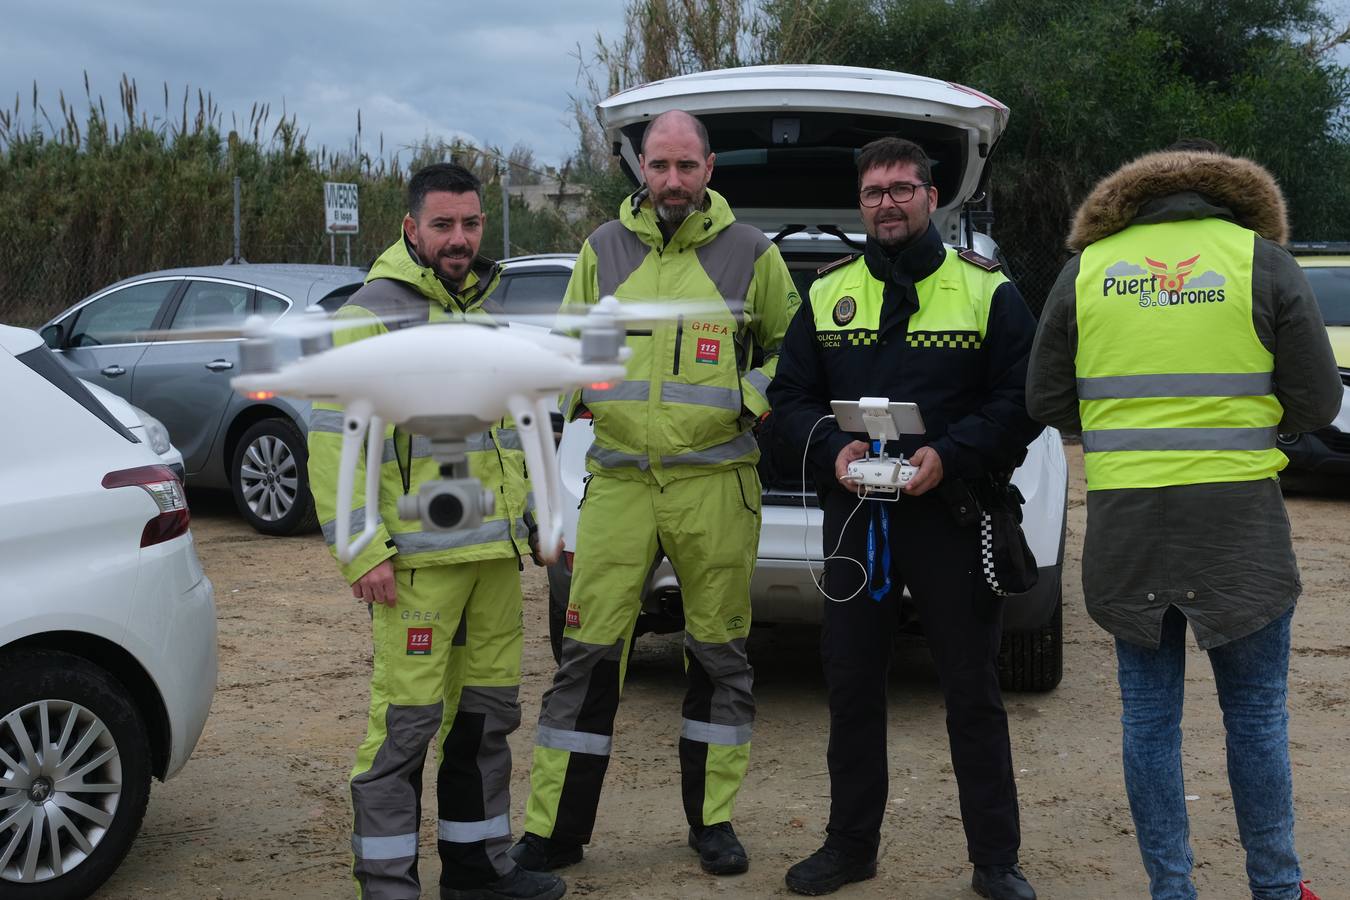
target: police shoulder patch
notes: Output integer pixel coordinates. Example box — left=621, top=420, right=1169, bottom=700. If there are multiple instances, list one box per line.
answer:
left=957, top=248, right=1002, bottom=272
left=816, top=254, right=860, bottom=277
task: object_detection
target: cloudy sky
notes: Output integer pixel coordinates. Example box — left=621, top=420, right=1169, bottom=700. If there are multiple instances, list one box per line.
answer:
left=4, top=0, right=627, bottom=169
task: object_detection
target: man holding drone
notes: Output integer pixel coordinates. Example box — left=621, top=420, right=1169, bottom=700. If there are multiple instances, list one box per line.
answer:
left=308, top=163, right=565, bottom=900
left=510, top=110, right=799, bottom=878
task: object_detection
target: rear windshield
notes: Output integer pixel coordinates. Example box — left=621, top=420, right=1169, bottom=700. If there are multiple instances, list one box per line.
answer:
left=316, top=283, right=364, bottom=313
left=1304, top=265, right=1350, bottom=326
left=623, top=112, right=971, bottom=210
left=15, top=345, right=139, bottom=442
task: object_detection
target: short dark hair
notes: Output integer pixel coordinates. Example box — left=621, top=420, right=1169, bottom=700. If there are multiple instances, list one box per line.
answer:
left=408, top=163, right=482, bottom=217
left=1165, top=137, right=1223, bottom=154
left=640, top=110, right=711, bottom=158
left=856, top=137, right=932, bottom=188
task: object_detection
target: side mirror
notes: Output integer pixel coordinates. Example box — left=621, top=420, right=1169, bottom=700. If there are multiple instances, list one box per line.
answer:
left=40, top=323, right=64, bottom=349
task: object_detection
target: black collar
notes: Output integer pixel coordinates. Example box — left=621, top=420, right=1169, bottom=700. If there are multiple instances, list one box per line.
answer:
left=861, top=222, right=946, bottom=325
left=862, top=222, right=946, bottom=286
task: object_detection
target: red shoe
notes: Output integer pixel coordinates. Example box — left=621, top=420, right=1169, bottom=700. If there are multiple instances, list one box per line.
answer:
left=1300, top=881, right=1320, bottom=900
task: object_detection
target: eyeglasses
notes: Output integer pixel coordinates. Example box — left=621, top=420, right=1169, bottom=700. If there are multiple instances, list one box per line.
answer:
left=859, top=182, right=931, bottom=207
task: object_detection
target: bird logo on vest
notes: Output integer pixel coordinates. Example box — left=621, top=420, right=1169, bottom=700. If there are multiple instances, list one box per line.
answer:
left=832, top=296, right=857, bottom=326
left=1144, top=254, right=1201, bottom=291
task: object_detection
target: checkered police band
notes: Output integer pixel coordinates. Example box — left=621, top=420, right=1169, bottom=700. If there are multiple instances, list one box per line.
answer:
left=906, top=330, right=982, bottom=349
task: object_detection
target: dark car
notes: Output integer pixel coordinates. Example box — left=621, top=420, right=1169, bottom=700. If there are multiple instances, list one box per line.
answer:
left=40, top=264, right=366, bottom=534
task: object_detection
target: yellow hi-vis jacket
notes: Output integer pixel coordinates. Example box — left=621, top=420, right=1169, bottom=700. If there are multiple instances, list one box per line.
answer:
left=562, top=188, right=799, bottom=485
left=1074, top=217, right=1287, bottom=490
left=307, top=237, right=530, bottom=582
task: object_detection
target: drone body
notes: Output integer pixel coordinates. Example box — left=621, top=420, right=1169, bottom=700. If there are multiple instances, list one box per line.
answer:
left=232, top=322, right=628, bottom=565
left=233, top=324, right=624, bottom=425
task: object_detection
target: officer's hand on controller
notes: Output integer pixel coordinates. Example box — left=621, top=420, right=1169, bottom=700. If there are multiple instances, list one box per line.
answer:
left=353, top=559, right=397, bottom=607
left=835, top=440, right=869, bottom=493
left=902, top=446, right=943, bottom=496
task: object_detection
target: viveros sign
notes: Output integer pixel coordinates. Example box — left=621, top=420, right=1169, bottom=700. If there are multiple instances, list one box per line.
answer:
left=324, top=182, right=359, bottom=234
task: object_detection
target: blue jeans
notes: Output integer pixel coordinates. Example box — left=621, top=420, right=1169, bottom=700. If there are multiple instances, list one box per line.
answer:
left=1115, top=605, right=1302, bottom=900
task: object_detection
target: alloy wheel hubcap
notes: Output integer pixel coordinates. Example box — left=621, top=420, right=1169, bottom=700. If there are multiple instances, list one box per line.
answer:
left=240, top=434, right=299, bottom=522
left=1, top=699, right=123, bottom=884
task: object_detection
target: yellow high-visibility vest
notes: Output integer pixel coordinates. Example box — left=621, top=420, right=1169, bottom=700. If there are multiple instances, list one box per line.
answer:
left=1074, top=218, right=1286, bottom=490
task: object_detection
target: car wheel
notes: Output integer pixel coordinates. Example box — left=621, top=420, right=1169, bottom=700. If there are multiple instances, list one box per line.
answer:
left=0, top=650, right=152, bottom=900
left=231, top=418, right=318, bottom=536
left=997, top=588, right=1064, bottom=692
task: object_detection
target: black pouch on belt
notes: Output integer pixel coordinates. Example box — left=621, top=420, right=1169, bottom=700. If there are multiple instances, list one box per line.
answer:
left=971, top=475, right=1039, bottom=597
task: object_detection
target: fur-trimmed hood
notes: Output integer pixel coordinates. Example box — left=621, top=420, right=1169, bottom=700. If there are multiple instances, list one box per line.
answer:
left=1067, top=151, right=1288, bottom=250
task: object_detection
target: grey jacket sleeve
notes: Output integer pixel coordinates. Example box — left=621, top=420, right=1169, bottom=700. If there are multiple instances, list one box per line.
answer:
left=1026, top=255, right=1083, bottom=433
left=1253, top=240, right=1342, bottom=433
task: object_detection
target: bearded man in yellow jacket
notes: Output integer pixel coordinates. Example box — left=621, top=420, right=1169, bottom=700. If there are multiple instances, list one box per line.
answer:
left=309, top=163, right=564, bottom=900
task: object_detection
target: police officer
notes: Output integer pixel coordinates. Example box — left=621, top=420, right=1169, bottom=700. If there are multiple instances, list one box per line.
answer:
left=308, top=163, right=564, bottom=900
left=509, top=110, right=799, bottom=878
left=769, top=137, right=1042, bottom=899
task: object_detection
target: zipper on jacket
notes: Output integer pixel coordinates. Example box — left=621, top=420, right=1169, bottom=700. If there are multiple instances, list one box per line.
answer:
left=490, top=421, right=526, bottom=560
left=395, top=427, right=413, bottom=496
left=672, top=315, right=684, bottom=375
left=578, top=473, right=594, bottom=509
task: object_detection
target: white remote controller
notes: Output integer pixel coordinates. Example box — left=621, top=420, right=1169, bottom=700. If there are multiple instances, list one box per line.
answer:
left=847, top=458, right=917, bottom=493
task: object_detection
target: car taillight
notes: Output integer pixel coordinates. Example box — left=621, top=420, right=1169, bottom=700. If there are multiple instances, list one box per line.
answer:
left=102, top=465, right=191, bottom=547
left=578, top=410, right=593, bottom=420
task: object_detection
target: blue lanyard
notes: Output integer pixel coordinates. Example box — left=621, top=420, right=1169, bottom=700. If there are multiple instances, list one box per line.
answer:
left=866, top=501, right=891, bottom=602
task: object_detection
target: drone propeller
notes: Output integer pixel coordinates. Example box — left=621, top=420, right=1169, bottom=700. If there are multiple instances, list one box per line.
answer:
left=465, top=296, right=747, bottom=363
left=135, top=310, right=387, bottom=344
left=479, top=296, right=745, bottom=332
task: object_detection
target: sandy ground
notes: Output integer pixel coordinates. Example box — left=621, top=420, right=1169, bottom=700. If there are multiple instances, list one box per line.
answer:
left=96, top=444, right=1348, bottom=899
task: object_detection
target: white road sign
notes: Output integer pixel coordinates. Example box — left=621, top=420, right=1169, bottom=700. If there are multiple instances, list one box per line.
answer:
left=324, top=182, right=359, bottom=234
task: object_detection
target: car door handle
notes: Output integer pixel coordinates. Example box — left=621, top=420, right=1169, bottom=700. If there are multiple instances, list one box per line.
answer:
left=205, top=360, right=235, bottom=372
left=100, top=365, right=126, bottom=377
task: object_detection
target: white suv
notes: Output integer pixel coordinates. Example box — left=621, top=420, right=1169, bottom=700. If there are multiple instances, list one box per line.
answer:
left=546, top=66, right=1068, bottom=692
left=0, top=325, right=217, bottom=898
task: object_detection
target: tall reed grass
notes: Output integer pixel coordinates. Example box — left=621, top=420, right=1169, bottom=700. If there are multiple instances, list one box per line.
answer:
left=0, top=75, right=579, bottom=326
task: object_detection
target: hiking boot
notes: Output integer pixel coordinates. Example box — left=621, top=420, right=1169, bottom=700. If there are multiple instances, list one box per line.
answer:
left=507, top=832, right=583, bottom=872
left=972, top=863, right=1036, bottom=900
left=784, top=845, right=877, bottom=896
left=687, top=821, right=749, bottom=875
left=441, top=865, right=566, bottom=900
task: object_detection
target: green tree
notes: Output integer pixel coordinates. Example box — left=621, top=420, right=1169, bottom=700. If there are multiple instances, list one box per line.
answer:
left=764, top=0, right=1350, bottom=304
left=572, top=0, right=1350, bottom=308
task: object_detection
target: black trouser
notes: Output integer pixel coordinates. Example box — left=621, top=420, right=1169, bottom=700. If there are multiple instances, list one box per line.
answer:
left=819, top=489, right=1021, bottom=865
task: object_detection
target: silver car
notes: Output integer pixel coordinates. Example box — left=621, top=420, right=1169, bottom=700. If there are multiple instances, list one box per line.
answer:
left=41, top=264, right=366, bottom=534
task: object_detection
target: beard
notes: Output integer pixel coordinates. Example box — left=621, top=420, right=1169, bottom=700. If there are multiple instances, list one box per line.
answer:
left=869, top=211, right=920, bottom=251
left=652, top=187, right=703, bottom=225
left=431, top=246, right=473, bottom=286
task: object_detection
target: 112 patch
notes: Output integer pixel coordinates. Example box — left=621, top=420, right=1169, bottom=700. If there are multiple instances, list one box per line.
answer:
left=696, top=338, right=720, bottom=365
left=406, top=627, right=433, bottom=655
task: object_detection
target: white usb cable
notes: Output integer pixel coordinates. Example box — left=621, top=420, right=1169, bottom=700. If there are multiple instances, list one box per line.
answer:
left=802, top=414, right=871, bottom=603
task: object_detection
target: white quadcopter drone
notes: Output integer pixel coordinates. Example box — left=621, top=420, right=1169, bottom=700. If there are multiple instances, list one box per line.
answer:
left=224, top=296, right=726, bottom=564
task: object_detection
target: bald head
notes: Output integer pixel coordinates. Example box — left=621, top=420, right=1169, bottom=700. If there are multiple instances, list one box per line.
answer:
left=638, top=109, right=715, bottom=227
left=641, top=110, right=711, bottom=157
